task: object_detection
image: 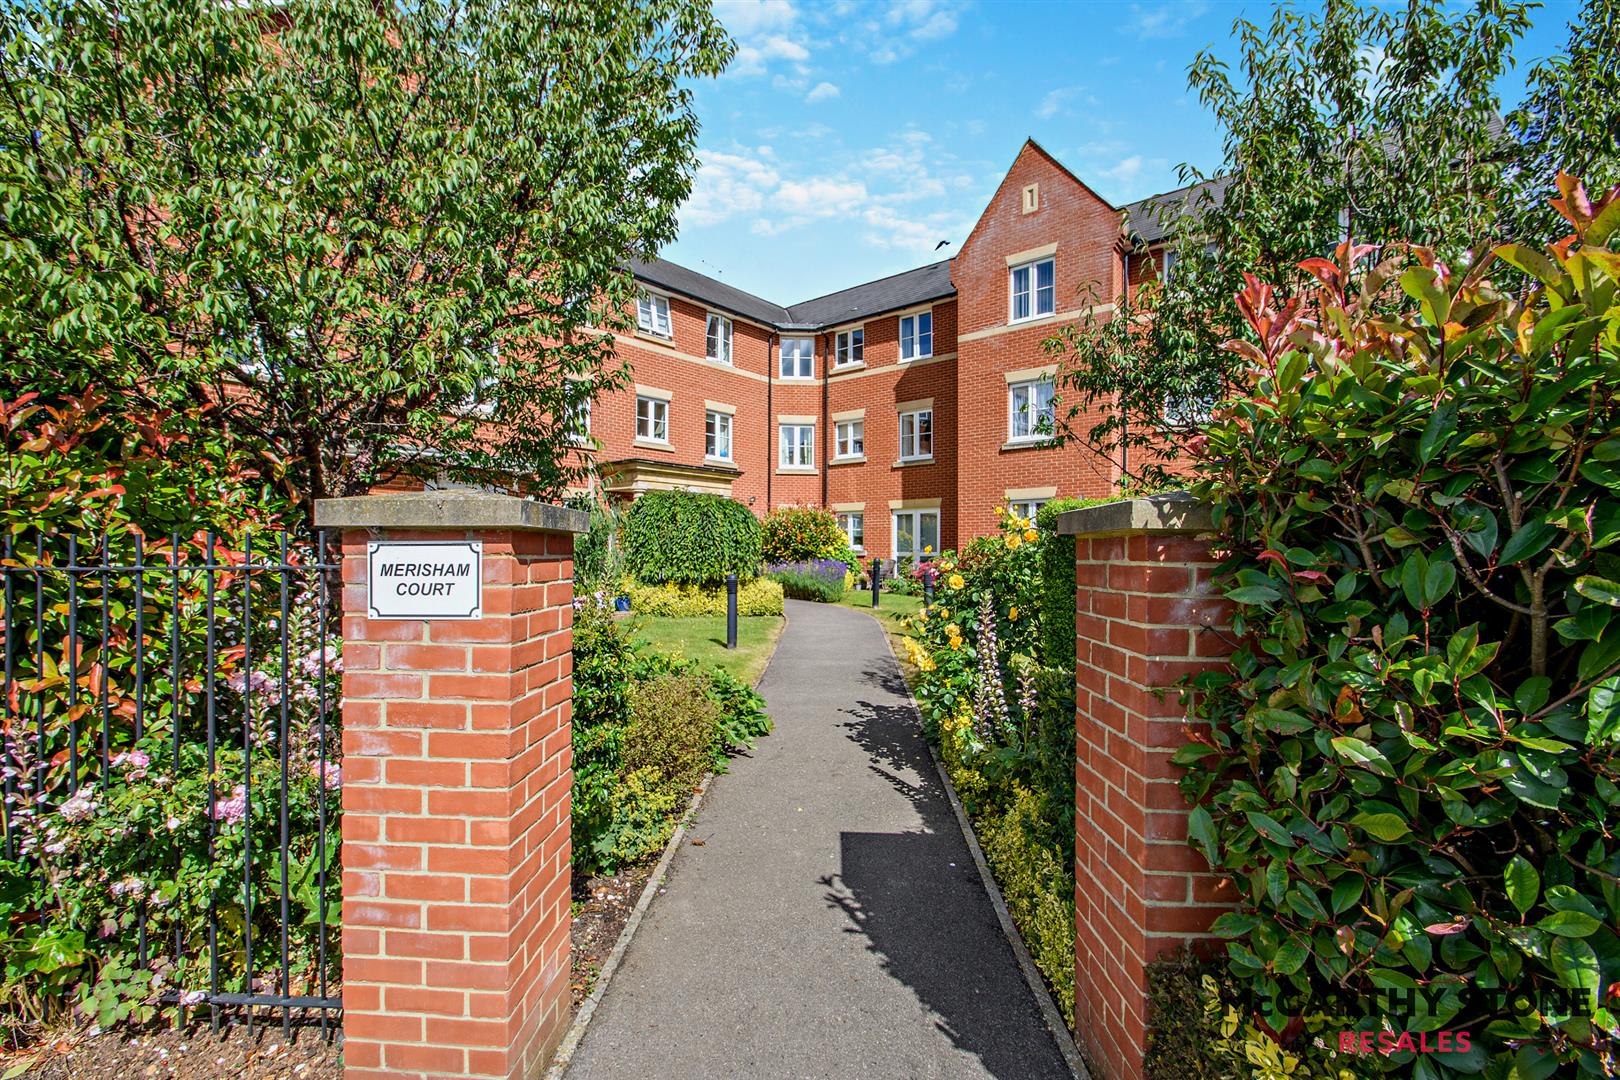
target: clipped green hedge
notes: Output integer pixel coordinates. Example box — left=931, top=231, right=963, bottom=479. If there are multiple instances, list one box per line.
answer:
left=621, top=491, right=762, bottom=585
left=1034, top=497, right=1088, bottom=666
left=624, top=578, right=784, bottom=617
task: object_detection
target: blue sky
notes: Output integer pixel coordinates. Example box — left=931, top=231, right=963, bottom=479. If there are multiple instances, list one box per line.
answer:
left=665, top=0, right=1578, bottom=305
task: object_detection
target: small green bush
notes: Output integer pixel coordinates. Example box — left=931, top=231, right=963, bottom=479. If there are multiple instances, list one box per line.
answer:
left=624, top=671, right=722, bottom=792
left=1035, top=497, right=1087, bottom=667
left=976, top=784, right=1077, bottom=1030
left=570, top=495, right=625, bottom=593
left=623, top=577, right=784, bottom=617
left=621, top=491, right=762, bottom=586
left=762, top=506, right=852, bottom=564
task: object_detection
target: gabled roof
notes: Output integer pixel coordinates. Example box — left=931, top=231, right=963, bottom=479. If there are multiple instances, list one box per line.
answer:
left=784, top=259, right=955, bottom=328
left=629, top=257, right=790, bottom=327
left=1122, top=176, right=1230, bottom=245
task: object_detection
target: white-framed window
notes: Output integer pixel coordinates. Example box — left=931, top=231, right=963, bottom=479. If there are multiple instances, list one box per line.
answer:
left=636, top=395, right=669, bottom=442
left=705, top=314, right=733, bottom=364
left=835, top=419, right=865, bottom=460
left=779, top=423, right=815, bottom=468
left=1163, top=391, right=1217, bottom=429
left=1008, top=499, right=1046, bottom=524
left=1160, top=248, right=1179, bottom=284
left=837, top=511, right=865, bottom=552
left=898, top=408, right=933, bottom=461
left=567, top=396, right=591, bottom=444
left=893, top=509, right=940, bottom=560
left=835, top=328, right=864, bottom=368
left=636, top=291, right=672, bottom=337
left=1010, top=257, right=1056, bottom=322
left=899, top=311, right=932, bottom=360
left=1008, top=378, right=1056, bottom=442
left=705, top=409, right=733, bottom=460
left=779, top=336, right=815, bottom=378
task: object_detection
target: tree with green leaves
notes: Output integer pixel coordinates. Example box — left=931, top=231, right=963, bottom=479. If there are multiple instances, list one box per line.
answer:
left=1509, top=0, right=1620, bottom=241
left=0, top=0, right=732, bottom=523
left=1046, top=0, right=1532, bottom=489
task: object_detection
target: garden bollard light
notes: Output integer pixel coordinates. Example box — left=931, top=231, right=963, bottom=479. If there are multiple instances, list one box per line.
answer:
left=923, top=573, right=933, bottom=610
left=871, top=558, right=883, bottom=608
left=726, top=573, right=738, bottom=649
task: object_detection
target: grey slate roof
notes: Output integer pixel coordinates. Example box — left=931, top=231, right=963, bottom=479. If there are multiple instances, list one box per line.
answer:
left=630, top=254, right=957, bottom=333
left=785, top=259, right=956, bottom=328
left=1122, top=176, right=1231, bottom=245
left=629, top=257, right=791, bottom=327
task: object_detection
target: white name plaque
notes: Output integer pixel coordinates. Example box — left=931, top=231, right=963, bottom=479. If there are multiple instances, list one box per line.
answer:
left=367, top=541, right=483, bottom=620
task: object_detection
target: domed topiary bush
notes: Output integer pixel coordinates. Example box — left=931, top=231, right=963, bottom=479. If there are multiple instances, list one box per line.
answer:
left=621, top=490, right=762, bottom=586
left=762, top=505, right=851, bottom=564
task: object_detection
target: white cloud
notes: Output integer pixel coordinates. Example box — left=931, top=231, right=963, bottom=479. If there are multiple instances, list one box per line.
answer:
left=731, top=33, right=812, bottom=76
left=805, top=81, right=841, bottom=103
left=1126, top=0, right=1208, bottom=39
left=1037, top=87, right=1080, bottom=120
left=773, top=177, right=869, bottom=216
left=716, top=0, right=799, bottom=37
left=855, top=0, right=964, bottom=64
left=682, top=149, right=781, bottom=228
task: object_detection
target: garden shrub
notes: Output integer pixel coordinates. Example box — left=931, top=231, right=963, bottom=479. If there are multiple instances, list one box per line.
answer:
left=975, top=782, right=1077, bottom=1029
left=0, top=392, right=334, bottom=1033
left=621, top=490, right=761, bottom=585
left=624, top=671, right=722, bottom=793
left=570, top=495, right=625, bottom=594
left=570, top=600, right=774, bottom=877
left=1144, top=949, right=1350, bottom=1079
left=762, top=506, right=852, bottom=564
left=766, top=559, right=848, bottom=602
left=1178, top=183, right=1620, bottom=1074
left=623, top=577, right=784, bottom=617
left=1035, top=497, right=1088, bottom=667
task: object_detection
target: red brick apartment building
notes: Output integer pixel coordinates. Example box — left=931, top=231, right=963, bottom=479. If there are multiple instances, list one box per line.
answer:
left=572, top=139, right=1190, bottom=561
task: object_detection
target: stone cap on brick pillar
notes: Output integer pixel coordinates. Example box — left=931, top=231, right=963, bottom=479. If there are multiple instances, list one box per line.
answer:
left=1055, top=491, right=1213, bottom=538
left=313, top=489, right=588, bottom=533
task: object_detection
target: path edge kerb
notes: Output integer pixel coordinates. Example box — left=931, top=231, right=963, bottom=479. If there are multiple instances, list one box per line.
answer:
left=874, top=624, right=1091, bottom=1080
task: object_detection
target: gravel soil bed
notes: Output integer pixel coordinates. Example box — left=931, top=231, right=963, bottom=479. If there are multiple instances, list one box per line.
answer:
left=14, top=1018, right=341, bottom=1079
left=569, top=861, right=655, bottom=1013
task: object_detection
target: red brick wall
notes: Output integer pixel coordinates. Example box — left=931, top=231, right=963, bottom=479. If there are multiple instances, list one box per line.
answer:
left=338, top=525, right=576, bottom=1080
left=952, top=143, right=1129, bottom=540
left=823, top=299, right=958, bottom=557
left=1070, top=524, right=1233, bottom=1080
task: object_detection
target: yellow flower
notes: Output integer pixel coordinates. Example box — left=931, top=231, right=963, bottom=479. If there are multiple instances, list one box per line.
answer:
left=944, top=623, right=961, bottom=638
left=923, top=544, right=933, bottom=554
left=1006, top=534, right=1022, bottom=550
left=1023, top=528, right=1039, bottom=543
left=936, top=607, right=949, bottom=619
left=1008, top=606, right=1019, bottom=621
left=948, top=573, right=965, bottom=590
left=948, top=636, right=962, bottom=650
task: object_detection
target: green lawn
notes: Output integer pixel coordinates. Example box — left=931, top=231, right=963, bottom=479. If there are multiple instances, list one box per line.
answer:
left=628, top=614, right=787, bottom=687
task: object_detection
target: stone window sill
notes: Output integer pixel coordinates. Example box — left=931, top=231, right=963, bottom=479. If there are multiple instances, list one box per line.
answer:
left=776, top=466, right=818, bottom=476
left=892, top=457, right=935, bottom=468
left=830, top=455, right=867, bottom=466
left=633, top=438, right=676, bottom=453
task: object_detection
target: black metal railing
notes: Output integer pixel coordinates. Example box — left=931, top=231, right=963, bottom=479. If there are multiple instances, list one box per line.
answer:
left=0, top=530, right=342, bottom=1034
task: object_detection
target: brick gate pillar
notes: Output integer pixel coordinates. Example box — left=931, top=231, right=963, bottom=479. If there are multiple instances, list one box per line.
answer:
left=1056, top=495, right=1233, bottom=1080
left=315, top=492, right=586, bottom=1080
